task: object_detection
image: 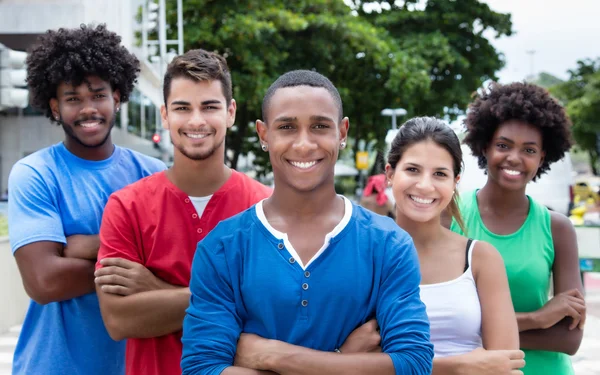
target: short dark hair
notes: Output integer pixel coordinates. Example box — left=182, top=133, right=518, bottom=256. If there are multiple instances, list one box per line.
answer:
left=262, top=70, right=343, bottom=123
left=26, top=24, right=140, bottom=123
left=464, top=82, right=573, bottom=180
left=163, top=49, right=232, bottom=106
left=387, top=116, right=465, bottom=233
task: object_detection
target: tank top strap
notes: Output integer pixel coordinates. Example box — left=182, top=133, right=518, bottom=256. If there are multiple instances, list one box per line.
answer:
left=463, top=239, right=477, bottom=272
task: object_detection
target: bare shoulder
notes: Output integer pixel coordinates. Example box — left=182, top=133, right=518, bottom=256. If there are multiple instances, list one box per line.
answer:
left=549, top=210, right=575, bottom=235
left=471, top=240, right=505, bottom=279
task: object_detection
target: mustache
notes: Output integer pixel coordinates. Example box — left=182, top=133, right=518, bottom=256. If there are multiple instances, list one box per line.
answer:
left=74, top=116, right=104, bottom=126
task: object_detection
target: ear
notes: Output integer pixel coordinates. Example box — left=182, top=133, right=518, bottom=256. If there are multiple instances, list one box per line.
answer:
left=112, top=89, right=121, bottom=109
left=256, top=119, right=268, bottom=146
left=455, top=174, right=461, bottom=188
left=538, top=150, right=546, bottom=169
left=339, top=117, right=349, bottom=144
left=160, top=104, right=169, bottom=130
left=50, top=98, right=59, bottom=121
left=227, top=98, right=237, bottom=129
left=384, top=163, right=394, bottom=186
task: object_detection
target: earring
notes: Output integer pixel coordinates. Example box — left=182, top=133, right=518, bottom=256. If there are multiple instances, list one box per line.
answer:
left=261, top=144, right=268, bottom=152
left=116, top=106, right=120, bottom=112
left=388, top=180, right=392, bottom=186
left=340, top=141, right=346, bottom=149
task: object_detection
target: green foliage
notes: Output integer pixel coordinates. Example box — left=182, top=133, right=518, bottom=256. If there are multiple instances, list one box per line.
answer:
left=551, top=59, right=600, bottom=174
left=0, top=215, right=7, bottom=237
left=531, top=72, right=564, bottom=89
left=164, top=0, right=512, bottom=175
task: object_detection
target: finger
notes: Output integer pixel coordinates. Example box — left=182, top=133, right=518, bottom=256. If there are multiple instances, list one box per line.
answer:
left=510, top=358, right=526, bottom=369
left=100, top=284, right=132, bottom=296
left=568, top=299, right=586, bottom=314
left=365, top=319, right=379, bottom=331
left=94, top=265, right=131, bottom=278
left=566, top=307, right=581, bottom=330
left=369, top=346, right=382, bottom=353
left=579, top=308, right=587, bottom=330
left=509, top=371, right=524, bottom=375
left=95, top=274, right=131, bottom=287
left=566, top=295, right=586, bottom=305
left=99, top=257, right=137, bottom=269
left=507, top=350, right=525, bottom=360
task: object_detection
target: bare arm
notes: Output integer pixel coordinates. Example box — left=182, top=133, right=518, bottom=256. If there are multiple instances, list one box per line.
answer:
left=15, top=241, right=96, bottom=305
left=97, top=284, right=190, bottom=341
left=63, top=234, right=100, bottom=260
left=475, top=241, right=519, bottom=349
left=516, top=212, right=584, bottom=354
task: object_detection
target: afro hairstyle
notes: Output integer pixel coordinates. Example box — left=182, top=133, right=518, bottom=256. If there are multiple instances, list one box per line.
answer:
left=463, top=81, right=573, bottom=181
left=26, top=24, right=140, bottom=123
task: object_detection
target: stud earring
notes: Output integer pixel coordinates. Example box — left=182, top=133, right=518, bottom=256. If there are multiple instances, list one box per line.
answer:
left=388, top=180, right=392, bottom=186
left=340, top=141, right=346, bottom=149
left=261, top=144, right=268, bottom=152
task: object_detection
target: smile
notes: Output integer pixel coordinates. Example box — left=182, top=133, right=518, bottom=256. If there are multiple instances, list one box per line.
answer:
left=502, top=168, right=522, bottom=176
left=409, top=195, right=435, bottom=204
left=79, top=121, right=101, bottom=128
left=184, top=132, right=210, bottom=139
left=289, top=160, right=320, bottom=169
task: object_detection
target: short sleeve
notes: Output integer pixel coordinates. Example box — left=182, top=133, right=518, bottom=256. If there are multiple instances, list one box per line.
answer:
left=96, top=194, right=143, bottom=270
left=8, top=163, right=66, bottom=254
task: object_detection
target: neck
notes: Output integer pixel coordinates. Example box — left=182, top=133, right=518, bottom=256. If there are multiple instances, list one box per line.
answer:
left=395, top=212, right=444, bottom=251
left=477, top=179, right=529, bottom=214
left=266, top=178, right=340, bottom=219
left=64, top=136, right=114, bottom=161
left=167, top=149, right=231, bottom=197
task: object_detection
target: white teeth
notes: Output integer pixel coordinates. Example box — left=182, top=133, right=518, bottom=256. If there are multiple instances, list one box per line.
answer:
left=80, top=122, right=99, bottom=128
left=186, top=133, right=208, bottom=139
left=290, top=161, right=317, bottom=169
left=503, top=169, right=521, bottom=176
left=410, top=195, right=434, bottom=204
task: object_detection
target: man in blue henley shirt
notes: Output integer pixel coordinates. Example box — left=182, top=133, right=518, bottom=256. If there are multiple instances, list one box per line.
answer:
left=181, top=70, right=433, bottom=375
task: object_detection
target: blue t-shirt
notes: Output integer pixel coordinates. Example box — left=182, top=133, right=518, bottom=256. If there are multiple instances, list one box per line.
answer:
left=181, top=202, right=433, bottom=375
left=8, top=142, right=166, bottom=375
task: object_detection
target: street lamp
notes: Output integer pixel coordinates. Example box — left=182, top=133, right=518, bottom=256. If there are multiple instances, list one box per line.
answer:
left=381, top=108, right=407, bottom=130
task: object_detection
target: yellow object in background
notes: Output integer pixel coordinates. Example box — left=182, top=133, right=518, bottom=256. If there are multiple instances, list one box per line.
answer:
left=356, top=151, right=369, bottom=170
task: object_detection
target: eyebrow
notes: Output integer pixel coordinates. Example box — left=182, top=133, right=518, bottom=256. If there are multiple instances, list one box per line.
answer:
left=310, top=115, right=335, bottom=123
left=169, top=99, right=223, bottom=106
left=405, top=162, right=450, bottom=171
left=63, top=86, right=107, bottom=96
left=497, top=136, right=539, bottom=146
left=273, top=116, right=297, bottom=123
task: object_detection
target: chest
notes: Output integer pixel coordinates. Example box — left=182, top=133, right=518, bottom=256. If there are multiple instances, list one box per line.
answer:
left=479, top=211, right=528, bottom=235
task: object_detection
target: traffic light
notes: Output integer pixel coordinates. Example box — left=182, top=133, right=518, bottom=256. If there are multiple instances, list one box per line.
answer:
left=0, top=43, right=29, bottom=110
left=152, top=132, right=161, bottom=149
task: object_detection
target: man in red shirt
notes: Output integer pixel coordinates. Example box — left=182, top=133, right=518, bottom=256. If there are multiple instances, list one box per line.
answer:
left=94, top=49, right=271, bottom=375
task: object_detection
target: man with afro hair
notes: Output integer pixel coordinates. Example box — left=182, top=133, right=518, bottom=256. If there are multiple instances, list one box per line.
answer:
left=450, top=82, right=584, bottom=375
left=7, top=24, right=165, bottom=375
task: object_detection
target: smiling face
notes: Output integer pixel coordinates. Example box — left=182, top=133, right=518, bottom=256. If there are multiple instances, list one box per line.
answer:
left=386, top=140, right=458, bottom=224
left=160, top=78, right=236, bottom=161
left=256, top=85, right=348, bottom=193
left=50, top=75, right=119, bottom=149
left=484, top=120, right=545, bottom=190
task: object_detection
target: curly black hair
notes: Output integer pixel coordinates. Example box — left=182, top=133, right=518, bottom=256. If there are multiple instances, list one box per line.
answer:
left=26, top=24, right=140, bottom=123
left=463, top=81, right=573, bottom=180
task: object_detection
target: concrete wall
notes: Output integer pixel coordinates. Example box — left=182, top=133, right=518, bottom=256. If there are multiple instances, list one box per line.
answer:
left=0, top=236, right=28, bottom=333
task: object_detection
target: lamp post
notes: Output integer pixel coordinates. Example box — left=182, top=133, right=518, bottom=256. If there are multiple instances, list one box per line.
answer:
left=381, top=108, right=407, bottom=130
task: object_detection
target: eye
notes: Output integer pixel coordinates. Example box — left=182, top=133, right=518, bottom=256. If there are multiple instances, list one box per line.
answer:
left=174, top=107, right=189, bottom=111
left=278, top=124, right=294, bottom=130
left=405, top=167, right=418, bottom=173
left=434, top=171, right=448, bottom=177
left=66, top=97, right=79, bottom=102
left=314, top=124, right=330, bottom=129
left=94, top=94, right=106, bottom=99
left=205, top=106, right=219, bottom=110
left=496, top=143, right=508, bottom=149
left=525, top=148, right=537, bottom=154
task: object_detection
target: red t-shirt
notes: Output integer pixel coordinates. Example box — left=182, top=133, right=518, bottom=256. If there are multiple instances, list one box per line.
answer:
left=97, top=170, right=272, bottom=375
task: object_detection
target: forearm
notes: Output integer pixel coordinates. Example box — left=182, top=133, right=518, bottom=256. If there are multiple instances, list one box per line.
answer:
left=431, top=356, right=465, bottom=375
left=266, top=346, right=395, bottom=375
left=519, top=318, right=583, bottom=355
left=25, top=257, right=95, bottom=304
left=223, top=368, right=277, bottom=375
left=64, top=234, right=100, bottom=260
left=516, top=312, right=541, bottom=332
left=100, top=287, right=190, bottom=340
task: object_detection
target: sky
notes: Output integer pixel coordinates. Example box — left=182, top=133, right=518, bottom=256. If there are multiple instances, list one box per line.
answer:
left=483, top=0, right=600, bottom=83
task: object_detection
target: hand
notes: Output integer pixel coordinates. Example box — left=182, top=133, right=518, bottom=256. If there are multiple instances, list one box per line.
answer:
left=459, top=348, right=525, bottom=375
left=534, top=289, right=586, bottom=330
left=64, top=234, right=100, bottom=260
left=339, top=319, right=381, bottom=353
left=94, top=258, right=171, bottom=296
left=234, top=333, right=281, bottom=371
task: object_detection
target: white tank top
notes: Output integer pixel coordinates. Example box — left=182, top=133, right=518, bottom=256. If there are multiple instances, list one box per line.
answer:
left=419, top=239, right=482, bottom=357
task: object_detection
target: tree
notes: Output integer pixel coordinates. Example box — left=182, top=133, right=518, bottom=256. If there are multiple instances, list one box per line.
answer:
left=164, top=0, right=512, bottom=175
left=551, top=59, right=600, bottom=174
left=530, top=72, right=564, bottom=89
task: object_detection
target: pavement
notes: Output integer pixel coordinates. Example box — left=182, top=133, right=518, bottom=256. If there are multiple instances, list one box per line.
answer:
left=1, top=274, right=599, bottom=374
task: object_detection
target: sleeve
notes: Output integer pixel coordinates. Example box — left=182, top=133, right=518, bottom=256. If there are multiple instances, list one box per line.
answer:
left=181, top=238, right=242, bottom=375
left=8, top=163, right=66, bottom=253
left=377, top=231, right=434, bottom=375
left=96, top=194, right=143, bottom=270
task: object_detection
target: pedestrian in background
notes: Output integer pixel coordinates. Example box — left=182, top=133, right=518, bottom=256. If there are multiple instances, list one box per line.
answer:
left=451, top=82, right=585, bottom=374
left=8, top=24, right=165, bottom=375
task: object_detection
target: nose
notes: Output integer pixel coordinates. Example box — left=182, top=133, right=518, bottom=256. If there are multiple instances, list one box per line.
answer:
left=188, top=109, right=207, bottom=127
left=292, top=129, right=317, bottom=153
left=415, top=174, right=435, bottom=192
left=506, top=149, right=521, bottom=165
left=78, top=99, right=100, bottom=118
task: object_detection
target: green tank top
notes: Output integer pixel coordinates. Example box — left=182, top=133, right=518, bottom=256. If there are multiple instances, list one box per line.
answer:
left=450, top=189, right=573, bottom=375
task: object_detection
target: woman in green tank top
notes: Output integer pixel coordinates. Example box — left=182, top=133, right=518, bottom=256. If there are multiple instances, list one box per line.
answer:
left=449, top=82, right=586, bottom=375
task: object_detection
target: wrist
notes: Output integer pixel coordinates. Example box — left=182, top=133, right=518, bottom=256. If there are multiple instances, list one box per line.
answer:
left=261, top=340, right=286, bottom=371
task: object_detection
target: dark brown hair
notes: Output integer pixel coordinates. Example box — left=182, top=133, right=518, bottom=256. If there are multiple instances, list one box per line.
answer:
left=163, top=49, right=232, bottom=106
left=387, top=116, right=466, bottom=233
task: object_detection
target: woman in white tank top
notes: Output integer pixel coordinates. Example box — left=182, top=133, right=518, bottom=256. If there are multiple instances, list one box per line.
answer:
left=385, top=117, right=524, bottom=374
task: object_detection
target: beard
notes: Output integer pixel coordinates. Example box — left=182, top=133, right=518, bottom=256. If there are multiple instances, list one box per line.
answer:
left=59, top=113, right=116, bottom=149
left=172, top=133, right=224, bottom=161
